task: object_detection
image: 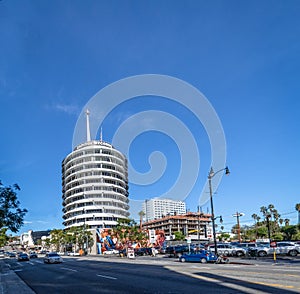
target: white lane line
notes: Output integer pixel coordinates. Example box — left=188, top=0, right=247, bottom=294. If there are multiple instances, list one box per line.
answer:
left=61, top=267, right=78, bottom=272
left=97, top=274, right=117, bottom=280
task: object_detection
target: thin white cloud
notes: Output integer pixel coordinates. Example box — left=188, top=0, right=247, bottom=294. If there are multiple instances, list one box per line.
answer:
left=54, top=103, right=80, bottom=115
left=36, top=220, right=49, bottom=224
left=44, top=102, right=80, bottom=115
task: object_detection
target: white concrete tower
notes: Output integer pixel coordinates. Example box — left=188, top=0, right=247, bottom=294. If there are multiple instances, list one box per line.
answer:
left=62, top=111, right=129, bottom=230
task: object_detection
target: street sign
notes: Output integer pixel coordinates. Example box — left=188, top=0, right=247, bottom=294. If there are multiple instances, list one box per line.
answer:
left=127, top=248, right=135, bottom=259
left=270, top=241, right=277, bottom=248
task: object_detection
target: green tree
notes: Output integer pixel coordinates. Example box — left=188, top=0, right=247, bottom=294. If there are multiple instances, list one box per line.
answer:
left=295, top=203, right=300, bottom=225
left=272, top=232, right=284, bottom=241
left=281, top=225, right=298, bottom=240
left=257, top=226, right=268, bottom=238
left=174, top=231, right=185, bottom=241
left=113, top=218, right=148, bottom=246
left=0, top=228, right=9, bottom=247
left=50, top=229, right=65, bottom=252
left=0, top=181, right=28, bottom=233
left=218, top=232, right=230, bottom=242
left=259, top=204, right=284, bottom=238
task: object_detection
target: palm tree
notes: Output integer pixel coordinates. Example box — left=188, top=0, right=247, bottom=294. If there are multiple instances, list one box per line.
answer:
left=295, top=203, right=300, bottom=225
left=252, top=214, right=258, bottom=238
left=260, top=206, right=267, bottom=216
left=50, top=229, right=64, bottom=252
left=138, top=211, right=145, bottom=231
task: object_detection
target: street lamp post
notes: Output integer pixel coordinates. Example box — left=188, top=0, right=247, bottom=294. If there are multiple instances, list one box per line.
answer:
left=208, top=166, right=230, bottom=256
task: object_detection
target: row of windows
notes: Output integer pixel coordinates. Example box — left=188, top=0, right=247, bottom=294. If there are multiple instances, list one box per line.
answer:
left=63, top=192, right=129, bottom=207
left=63, top=164, right=126, bottom=180
left=64, top=155, right=125, bottom=171
left=64, top=200, right=129, bottom=214
left=64, top=178, right=126, bottom=192
left=63, top=207, right=126, bottom=220
left=64, top=146, right=124, bottom=166
left=63, top=183, right=127, bottom=199
left=63, top=210, right=129, bottom=226
left=63, top=171, right=126, bottom=186
left=63, top=216, right=120, bottom=227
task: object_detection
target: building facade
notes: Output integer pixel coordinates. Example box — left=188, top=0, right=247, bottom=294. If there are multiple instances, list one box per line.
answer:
left=143, top=198, right=186, bottom=221
left=20, top=230, right=51, bottom=248
left=142, top=212, right=212, bottom=241
left=62, top=110, right=130, bottom=230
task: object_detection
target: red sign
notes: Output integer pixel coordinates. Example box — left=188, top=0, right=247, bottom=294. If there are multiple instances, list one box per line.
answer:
left=270, top=241, right=277, bottom=248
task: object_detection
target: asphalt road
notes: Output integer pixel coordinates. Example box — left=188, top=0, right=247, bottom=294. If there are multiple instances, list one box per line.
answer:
left=2, top=255, right=300, bottom=294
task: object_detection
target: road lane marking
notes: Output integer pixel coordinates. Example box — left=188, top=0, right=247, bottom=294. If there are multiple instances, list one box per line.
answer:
left=61, top=267, right=78, bottom=272
left=97, top=274, right=117, bottom=280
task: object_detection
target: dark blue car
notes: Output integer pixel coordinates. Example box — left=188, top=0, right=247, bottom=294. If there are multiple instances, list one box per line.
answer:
left=179, top=250, right=217, bottom=263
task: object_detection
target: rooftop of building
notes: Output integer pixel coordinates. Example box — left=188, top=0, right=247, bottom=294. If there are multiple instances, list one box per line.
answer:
left=143, top=211, right=212, bottom=225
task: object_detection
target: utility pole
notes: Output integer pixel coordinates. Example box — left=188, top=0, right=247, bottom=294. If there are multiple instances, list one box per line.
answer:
left=232, top=212, right=244, bottom=243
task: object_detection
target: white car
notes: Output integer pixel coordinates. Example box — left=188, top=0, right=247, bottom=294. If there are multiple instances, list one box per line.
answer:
left=103, top=249, right=119, bottom=255
left=208, top=244, right=246, bottom=257
left=44, top=252, right=63, bottom=264
left=251, top=241, right=300, bottom=257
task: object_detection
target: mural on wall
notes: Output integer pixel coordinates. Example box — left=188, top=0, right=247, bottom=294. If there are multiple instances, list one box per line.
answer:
left=96, top=228, right=116, bottom=254
left=95, top=228, right=166, bottom=254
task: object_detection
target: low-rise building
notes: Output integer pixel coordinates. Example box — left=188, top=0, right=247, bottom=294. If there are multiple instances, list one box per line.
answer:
left=142, top=212, right=212, bottom=241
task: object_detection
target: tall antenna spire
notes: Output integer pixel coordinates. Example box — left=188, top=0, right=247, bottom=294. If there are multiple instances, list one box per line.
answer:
left=85, top=109, right=91, bottom=142
left=100, top=126, right=103, bottom=142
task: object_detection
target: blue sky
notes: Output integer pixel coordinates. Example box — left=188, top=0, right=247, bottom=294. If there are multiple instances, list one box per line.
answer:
left=1, top=1, right=300, bottom=234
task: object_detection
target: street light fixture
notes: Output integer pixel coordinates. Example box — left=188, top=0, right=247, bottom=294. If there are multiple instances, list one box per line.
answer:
left=208, top=166, right=230, bottom=256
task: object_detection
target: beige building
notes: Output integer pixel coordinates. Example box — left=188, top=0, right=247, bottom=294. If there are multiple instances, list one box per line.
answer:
left=142, top=212, right=212, bottom=241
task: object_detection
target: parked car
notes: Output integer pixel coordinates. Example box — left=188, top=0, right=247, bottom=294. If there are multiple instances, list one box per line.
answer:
left=236, top=243, right=257, bottom=249
left=276, top=242, right=300, bottom=257
left=44, top=252, right=63, bottom=264
left=6, top=252, right=16, bottom=258
left=179, top=250, right=218, bottom=263
left=29, top=252, right=38, bottom=258
left=247, top=244, right=271, bottom=257
left=208, top=243, right=246, bottom=257
left=166, top=245, right=191, bottom=257
left=103, top=249, right=119, bottom=255
left=134, top=247, right=152, bottom=256
left=249, top=241, right=300, bottom=257
left=18, top=253, right=29, bottom=261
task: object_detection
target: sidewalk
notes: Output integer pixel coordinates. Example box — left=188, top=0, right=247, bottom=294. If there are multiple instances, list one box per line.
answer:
left=0, top=259, right=35, bottom=294
left=231, top=255, right=300, bottom=266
